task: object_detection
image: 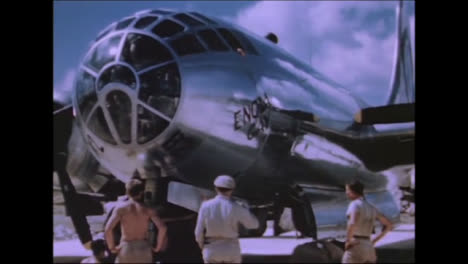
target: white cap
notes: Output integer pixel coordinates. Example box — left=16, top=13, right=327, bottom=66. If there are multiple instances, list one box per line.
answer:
left=214, top=175, right=236, bottom=189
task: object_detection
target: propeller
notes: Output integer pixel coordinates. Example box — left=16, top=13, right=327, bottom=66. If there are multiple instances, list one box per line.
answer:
left=54, top=102, right=93, bottom=249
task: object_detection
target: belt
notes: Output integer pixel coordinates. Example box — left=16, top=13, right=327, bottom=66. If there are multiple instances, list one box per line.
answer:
left=205, top=237, right=236, bottom=241
left=204, top=237, right=236, bottom=244
left=353, top=235, right=370, bottom=239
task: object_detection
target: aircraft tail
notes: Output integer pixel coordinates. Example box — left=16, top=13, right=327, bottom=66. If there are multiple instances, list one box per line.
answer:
left=353, top=1, right=414, bottom=126
left=386, top=0, right=415, bottom=105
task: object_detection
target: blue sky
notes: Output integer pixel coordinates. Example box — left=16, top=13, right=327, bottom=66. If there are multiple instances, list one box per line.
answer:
left=54, top=1, right=251, bottom=88
left=54, top=1, right=414, bottom=106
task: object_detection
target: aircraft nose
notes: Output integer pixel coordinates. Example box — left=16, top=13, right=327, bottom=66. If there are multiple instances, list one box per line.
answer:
left=75, top=28, right=183, bottom=146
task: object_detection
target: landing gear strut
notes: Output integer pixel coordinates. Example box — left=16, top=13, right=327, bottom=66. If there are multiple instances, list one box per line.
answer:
left=273, top=184, right=317, bottom=240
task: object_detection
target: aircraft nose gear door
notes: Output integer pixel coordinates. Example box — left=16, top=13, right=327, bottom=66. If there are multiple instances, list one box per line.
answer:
left=280, top=184, right=317, bottom=240
left=54, top=104, right=93, bottom=248
left=55, top=153, right=93, bottom=247
left=291, top=187, right=317, bottom=240
left=137, top=153, right=166, bottom=253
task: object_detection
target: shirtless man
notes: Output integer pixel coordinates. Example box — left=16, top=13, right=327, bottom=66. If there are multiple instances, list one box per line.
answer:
left=105, top=179, right=167, bottom=263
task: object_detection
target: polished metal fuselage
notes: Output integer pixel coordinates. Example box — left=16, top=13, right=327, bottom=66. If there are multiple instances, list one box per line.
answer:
left=72, top=12, right=399, bottom=223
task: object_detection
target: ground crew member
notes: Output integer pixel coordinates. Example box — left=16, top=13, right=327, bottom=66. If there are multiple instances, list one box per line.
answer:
left=105, top=179, right=167, bottom=263
left=342, top=180, right=393, bottom=264
left=195, top=175, right=259, bottom=263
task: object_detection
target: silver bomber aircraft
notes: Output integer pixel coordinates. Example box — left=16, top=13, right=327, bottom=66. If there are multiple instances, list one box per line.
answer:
left=53, top=2, right=414, bottom=247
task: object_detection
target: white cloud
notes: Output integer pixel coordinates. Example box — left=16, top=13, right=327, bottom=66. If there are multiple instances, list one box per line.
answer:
left=310, top=30, right=395, bottom=95
left=235, top=1, right=405, bottom=106
left=372, top=19, right=387, bottom=36
left=54, top=69, right=76, bottom=104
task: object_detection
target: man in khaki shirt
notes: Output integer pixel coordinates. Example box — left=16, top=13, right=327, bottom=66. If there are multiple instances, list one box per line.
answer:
left=195, top=175, right=259, bottom=263
left=342, top=180, right=393, bottom=264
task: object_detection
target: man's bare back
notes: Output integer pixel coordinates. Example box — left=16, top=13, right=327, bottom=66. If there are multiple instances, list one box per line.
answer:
left=105, top=199, right=167, bottom=254
left=117, top=200, right=153, bottom=241
left=104, top=179, right=167, bottom=263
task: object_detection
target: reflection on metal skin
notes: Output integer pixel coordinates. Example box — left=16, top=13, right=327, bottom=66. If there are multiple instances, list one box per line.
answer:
left=71, top=10, right=404, bottom=225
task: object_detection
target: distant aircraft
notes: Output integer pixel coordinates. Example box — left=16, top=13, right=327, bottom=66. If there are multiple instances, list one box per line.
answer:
left=54, top=1, right=414, bottom=248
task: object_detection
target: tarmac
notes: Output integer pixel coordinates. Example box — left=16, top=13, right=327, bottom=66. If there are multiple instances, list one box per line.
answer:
left=54, top=215, right=414, bottom=263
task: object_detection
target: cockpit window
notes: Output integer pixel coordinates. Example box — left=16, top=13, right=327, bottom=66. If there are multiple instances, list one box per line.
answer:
left=75, top=71, right=97, bottom=121
left=217, top=28, right=244, bottom=52
left=85, top=35, right=122, bottom=72
left=173, top=13, right=204, bottom=27
left=88, top=107, right=117, bottom=145
left=151, top=19, right=184, bottom=38
left=198, top=29, right=229, bottom=51
left=121, top=34, right=173, bottom=72
left=139, top=63, right=180, bottom=118
left=189, top=12, right=218, bottom=24
left=170, top=34, right=206, bottom=56
left=137, top=105, right=169, bottom=144
left=134, top=16, right=158, bottom=29
left=150, top=9, right=173, bottom=15
left=97, top=65, right=136, bottom=91
left=95, top=23, right=116, bottom=42
left=115, top=17, right=136, bottom=30
left=105, top=91, right=132, bottom=144
left=230, top=29, right=259, bottom=55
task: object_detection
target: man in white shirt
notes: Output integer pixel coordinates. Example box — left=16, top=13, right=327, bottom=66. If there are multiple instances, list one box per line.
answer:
left=195, top=175, right=259, bottom=263
left=342, top=180, right=393, bottom=263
